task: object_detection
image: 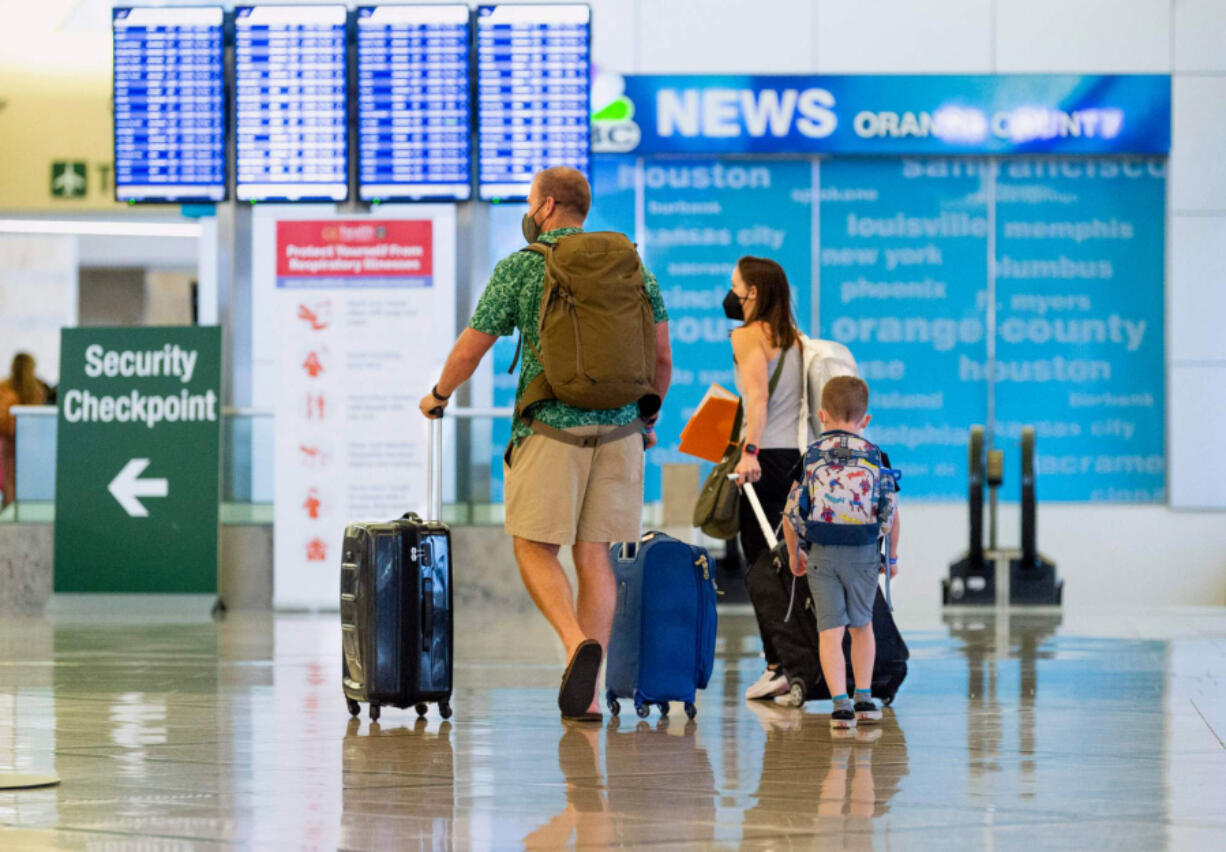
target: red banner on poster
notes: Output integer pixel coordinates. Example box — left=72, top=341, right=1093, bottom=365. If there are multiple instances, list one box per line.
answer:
left=276, top=220, right=433, bottom=279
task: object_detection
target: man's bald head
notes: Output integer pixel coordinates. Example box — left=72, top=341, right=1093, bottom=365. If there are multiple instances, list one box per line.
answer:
left=529, top=167, right=591, bottom=219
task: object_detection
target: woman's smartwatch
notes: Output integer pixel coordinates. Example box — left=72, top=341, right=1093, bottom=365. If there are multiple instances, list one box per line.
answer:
left=743, top=443, right=760, bottom=457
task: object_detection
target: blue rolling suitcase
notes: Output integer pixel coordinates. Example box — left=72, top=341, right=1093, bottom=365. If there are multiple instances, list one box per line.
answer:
left=606, top=532, right=719, bottom=719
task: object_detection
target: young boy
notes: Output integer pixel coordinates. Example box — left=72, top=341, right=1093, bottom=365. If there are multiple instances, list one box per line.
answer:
left=780, top=376, right=901, bottom=729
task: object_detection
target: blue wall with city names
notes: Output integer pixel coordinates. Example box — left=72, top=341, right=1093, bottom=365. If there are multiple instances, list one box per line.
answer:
left=992, top=158, right=1166, bottom=501
left=481, top=154, right=1165, bottom=503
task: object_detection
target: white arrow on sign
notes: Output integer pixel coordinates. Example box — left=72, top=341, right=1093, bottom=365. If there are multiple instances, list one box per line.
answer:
left=108, top=458, right=169, bottom=518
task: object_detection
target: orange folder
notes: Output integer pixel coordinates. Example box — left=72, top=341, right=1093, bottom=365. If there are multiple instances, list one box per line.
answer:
left=679, top=384, right=741, bottom=463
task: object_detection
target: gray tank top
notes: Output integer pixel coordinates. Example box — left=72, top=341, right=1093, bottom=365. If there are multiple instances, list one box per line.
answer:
left=735, top=344, right=802, bottom=450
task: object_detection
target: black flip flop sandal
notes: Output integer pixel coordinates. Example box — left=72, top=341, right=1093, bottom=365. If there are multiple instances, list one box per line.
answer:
left=558, top=640, right=603, bottom=719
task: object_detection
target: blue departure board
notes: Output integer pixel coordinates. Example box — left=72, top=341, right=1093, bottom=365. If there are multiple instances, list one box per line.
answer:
left=357, top=5, right=472, bottom=202
left=476, top=4, right=591, bottom=201
left=234, top=5, right=349, bottom=202
left=113, top=7, right=226, bottom=203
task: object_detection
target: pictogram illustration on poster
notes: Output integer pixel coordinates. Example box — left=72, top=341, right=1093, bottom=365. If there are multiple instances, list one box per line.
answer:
left=274, top=219, right=441, bottom=608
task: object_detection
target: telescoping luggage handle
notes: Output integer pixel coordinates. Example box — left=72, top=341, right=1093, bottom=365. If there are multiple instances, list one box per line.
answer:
left=426, top=417, right=443, bottom=524
left=616, top=450, right=651, bottom=559
left=740, top=478, right=800, bottom=622
left=740, top=478, right=778, bottom=549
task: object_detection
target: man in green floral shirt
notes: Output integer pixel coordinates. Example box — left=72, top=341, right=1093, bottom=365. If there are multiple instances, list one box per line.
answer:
left=420, top=167, right=672, bottom=721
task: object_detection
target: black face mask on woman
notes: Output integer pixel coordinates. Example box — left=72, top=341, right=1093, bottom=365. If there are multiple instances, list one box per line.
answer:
left=722, top=289, right=746, bottom=321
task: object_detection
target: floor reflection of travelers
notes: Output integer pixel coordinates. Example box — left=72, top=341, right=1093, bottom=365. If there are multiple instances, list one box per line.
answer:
left=0, top=352, right=49, bottom=509
left=340, top=718, right=455, bottom=850
left=604, top=716, right=715, bottom=843
left=720, top=613, right=762, bottom=796
left=524, top=726, right=612, bottom=849
left=743, top=708, right=908, bottom=848
left=525, top=720, right=716, bottom=848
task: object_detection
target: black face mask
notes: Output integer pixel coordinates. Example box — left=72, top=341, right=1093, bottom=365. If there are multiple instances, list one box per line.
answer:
left=722, top=289, right=746, bottom=321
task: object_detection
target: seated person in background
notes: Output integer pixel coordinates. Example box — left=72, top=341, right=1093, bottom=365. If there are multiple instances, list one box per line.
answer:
left=0, top=352, right=49, bottom=509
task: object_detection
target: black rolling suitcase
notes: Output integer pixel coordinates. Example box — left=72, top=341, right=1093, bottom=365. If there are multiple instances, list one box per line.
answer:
left=744, top=535, right=822, bottom=695
left=341, top=419, right=453, bottom=721
left=744, top=483, right=908, bottom=705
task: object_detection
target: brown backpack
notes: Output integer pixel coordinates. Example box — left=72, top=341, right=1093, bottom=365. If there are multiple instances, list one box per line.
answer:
left=514, top=232, right=660, bottom=437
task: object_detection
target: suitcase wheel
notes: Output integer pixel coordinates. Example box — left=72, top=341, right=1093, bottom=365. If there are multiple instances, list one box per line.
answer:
left=607, top=698, right=620, bottom=717
left=881, top=694, right=895, bottom=708
left=658, top=703, right=670, bottom=719
left=415, top=703, right=429, bottom=718
left=439, top=702, right=453, bottom=720
left=369, top=704, right=381, bottom=722
left=684, top=702, right=697, bottom=720
left=635, top=702, right=650, bottom=719
left=346, top=699, right=361, bottom=718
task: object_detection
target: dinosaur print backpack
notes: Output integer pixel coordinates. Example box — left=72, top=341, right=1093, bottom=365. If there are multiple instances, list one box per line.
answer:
left=786, top=430, right=901, bottom=547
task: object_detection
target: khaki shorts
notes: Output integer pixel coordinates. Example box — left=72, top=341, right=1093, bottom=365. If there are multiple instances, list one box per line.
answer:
left=504, top=425, right=644, bottom=546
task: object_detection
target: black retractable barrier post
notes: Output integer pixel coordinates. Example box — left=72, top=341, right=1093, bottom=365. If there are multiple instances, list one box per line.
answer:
left=986, top=448, right=1004, bottom=552
left=969, top=426, right=985, bottom=569
left=1009, top=426, right=1063, bottom=605
left=1020, top=426, right=1037, bottom=568
left=944, top=425, right=996, bottom=605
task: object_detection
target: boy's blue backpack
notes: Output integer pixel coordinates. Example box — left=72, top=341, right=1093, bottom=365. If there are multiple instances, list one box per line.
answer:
left=788, top=430, right=901, bottom=547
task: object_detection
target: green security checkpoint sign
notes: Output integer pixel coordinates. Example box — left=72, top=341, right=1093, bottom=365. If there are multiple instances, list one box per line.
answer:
left=54, top=327, right=222, bottom=593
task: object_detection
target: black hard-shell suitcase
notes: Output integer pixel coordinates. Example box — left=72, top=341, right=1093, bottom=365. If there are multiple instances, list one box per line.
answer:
left=341, top=419, right=453, bottom=721
left=744, top=483, right=909, bottom=705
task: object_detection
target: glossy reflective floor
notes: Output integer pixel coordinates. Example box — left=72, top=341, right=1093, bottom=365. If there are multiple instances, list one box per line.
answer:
left=1, top=603, right=1225, bottom=850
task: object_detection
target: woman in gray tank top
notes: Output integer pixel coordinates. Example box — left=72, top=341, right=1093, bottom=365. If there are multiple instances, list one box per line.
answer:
left=725, top=257, right=806, bottom=702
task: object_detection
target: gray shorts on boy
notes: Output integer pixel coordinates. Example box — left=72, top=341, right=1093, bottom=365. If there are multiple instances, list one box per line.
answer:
left=806, top=544, right=880, bottom=632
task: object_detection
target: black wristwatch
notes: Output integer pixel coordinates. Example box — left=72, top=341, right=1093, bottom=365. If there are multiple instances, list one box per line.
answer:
left=743, top=443, right=760, bottom=457
left=431, top=384, right=450, bottom=402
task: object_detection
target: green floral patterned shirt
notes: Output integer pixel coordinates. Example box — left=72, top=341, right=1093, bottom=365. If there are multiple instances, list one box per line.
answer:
left=469, top=228, right=668, bottom=442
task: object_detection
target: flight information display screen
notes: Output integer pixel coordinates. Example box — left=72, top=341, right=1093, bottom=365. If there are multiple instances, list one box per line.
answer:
left=113, top=7, right=226, bottom=203
left=234, top=5, right=349, bottom=202
left=357, top=5, right=472, bottom=202
left=476, top=4, right=590, bottom=201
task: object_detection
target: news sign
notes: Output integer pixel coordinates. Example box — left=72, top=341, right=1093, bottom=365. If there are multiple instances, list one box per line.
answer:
left=592, top=74, right=1170, bottom=156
